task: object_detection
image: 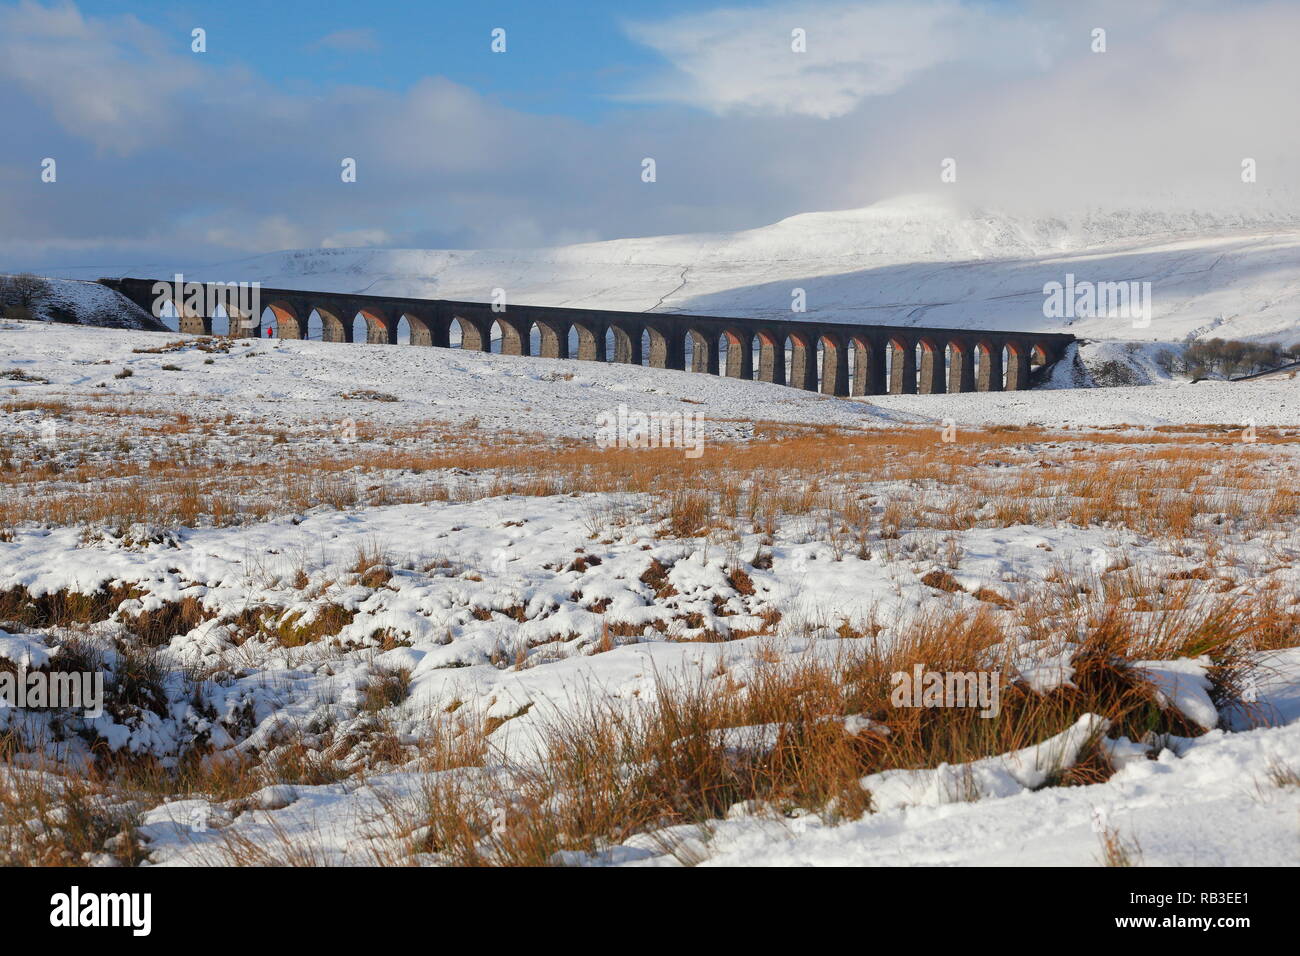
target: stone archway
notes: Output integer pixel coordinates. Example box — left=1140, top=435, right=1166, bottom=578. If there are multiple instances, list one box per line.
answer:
left=917, top=335, right=945, bottom=394
left=573, top=321, right=604, bottom=361
left=946, top=339, right=975, bottom=393
left=756, top=330, right=785, bottom=384
left=888, top=335, right=916, bottom=394
left=851, top=335, right=886, bottom=396
left=820, top=331, right=849, bottom=396
left=687, top=328, right=718, bottom=374
left=976, top=341, right=1003, bottom=391
left=451, top=316, right=488, bottom=352
left=786, top=331, right=817, bottom=390
left=721, top=328, right=753, bottom=379
left=609, top=323, right=642, bottom=364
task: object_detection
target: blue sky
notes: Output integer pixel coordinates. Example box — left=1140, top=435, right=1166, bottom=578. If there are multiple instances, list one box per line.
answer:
left=1, top=0, right=1296, bottom=274
left=75, top=0, right=702, bottom=120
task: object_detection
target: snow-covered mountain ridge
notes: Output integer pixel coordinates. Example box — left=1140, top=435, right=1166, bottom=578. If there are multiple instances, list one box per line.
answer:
left=113, top=195, right=1300, bottom=345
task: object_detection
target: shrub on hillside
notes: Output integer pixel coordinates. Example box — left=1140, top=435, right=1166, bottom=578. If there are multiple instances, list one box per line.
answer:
left=1, top=304, right=34, bottom=322
left=0, top=273, right=48, bottom=309
left=1159, top=337, right=1296, bottom=379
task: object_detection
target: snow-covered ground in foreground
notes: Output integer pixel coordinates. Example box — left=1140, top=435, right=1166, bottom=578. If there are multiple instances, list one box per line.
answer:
left=10, top=491, right=1287, bottom=765
left=5, top=321, right=1300, bottom=432
left=644, top=692, right=1300, bottom=867
left=6, top=488, right=1295, bottom=865
left=69, top=195, right=1300, bottom=347
left=125, top=652, right=1300, bottom=867
left=3, top=320, right=1300, bottom=868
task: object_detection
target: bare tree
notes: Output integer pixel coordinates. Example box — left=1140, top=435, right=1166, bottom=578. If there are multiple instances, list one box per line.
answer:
left=9, top=273, right=47, bottom=308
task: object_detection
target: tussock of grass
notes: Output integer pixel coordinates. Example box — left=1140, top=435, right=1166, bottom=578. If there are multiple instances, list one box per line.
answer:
left=0, top=765, right=147, bottom=866
left=2, top=579, right=1287, bottom=867
left=362, top=667, right=412, bottom=713
left=224, top=602, right=357, bottom=648
left=1097, top=822, right=1143, bottom=867
left=372, top=588, right=1264, bottom=866
left=119, top=595, right=214, bottom=647
left=1264, top=759, right=1299, bottom=789
left=0, top=583, right=139, bottom=629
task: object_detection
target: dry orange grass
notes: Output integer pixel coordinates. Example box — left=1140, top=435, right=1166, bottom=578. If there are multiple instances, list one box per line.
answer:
left=360, top=581, right=1275, bottom=866
left=5, top=405, right=1299, bottom=547
left=5, top=393, right=1297, bottom=864
left=0, top=760, right=147, bottom=866
left=4, top=571, right=1290, bottom=867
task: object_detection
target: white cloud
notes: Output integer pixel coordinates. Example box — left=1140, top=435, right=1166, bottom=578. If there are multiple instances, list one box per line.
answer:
left=314, top=28, right=380, bottom=54
left=624, top=0, right=1059, bottom=118
left=0, top=0, right=206, bottom=154
left=204, top=216, right=313, bottom=252
left=322, top=228, right=391, bottom=249
left=2, top=0, right=1299, bottom=275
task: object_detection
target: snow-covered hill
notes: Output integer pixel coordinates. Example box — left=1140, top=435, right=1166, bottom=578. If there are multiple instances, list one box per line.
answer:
left=5, top=322, right=1299, bottom=430
left=150, top=195, right=1300, bottom=346
left=0, top=321, right=908, bottom=436
left=2, top=276, right=163, bottom=331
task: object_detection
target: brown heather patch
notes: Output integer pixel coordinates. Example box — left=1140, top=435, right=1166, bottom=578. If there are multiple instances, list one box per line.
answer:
left=224, top=602, right=357, bottom=648
left=920, top=569, right=962, bottom=592
left=3, top=402, right=1300, bottom=546
left=119, top=595, right=215, bottom=647
left=972, top=587, right=1014, bottom=609
left=727, top=567, right=755, bottom=596
left=0, top=583, right=140, bottom=629
left=639, top=558, right=677, bottom=598
left=0, top=766, right=148, bottom=867
left=3, top=578, right=1290, bottom=867
left=368, top=584, right=1273, bottom=867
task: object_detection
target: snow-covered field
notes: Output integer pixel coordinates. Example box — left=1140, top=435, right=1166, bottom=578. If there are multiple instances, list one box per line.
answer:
left=6, top=322, right=1300, bottom=433
left=127, top=662, right=1300, bottom=867
left=872, top=367, right=1300, bottom=428
left=4, top=244, right=1300, bottom=869
left=0, top=320, right=908, bottom=437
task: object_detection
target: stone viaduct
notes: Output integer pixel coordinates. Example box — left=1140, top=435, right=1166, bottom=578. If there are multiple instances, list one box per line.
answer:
left=99, top=278, right=1075, bottom=396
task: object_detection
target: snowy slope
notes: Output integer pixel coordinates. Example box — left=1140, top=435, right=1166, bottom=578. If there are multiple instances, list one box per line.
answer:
left=2, top=276, right=163, bottom=331
left=5, top=322, right=1300, bottom=430
left=0, top=322, right=910, bottom=437
left=123, top=195, right=1300, bottom=347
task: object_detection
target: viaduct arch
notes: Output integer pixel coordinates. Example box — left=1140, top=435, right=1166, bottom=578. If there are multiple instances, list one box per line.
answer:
left=100, top=278, right=1075, bottom=396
